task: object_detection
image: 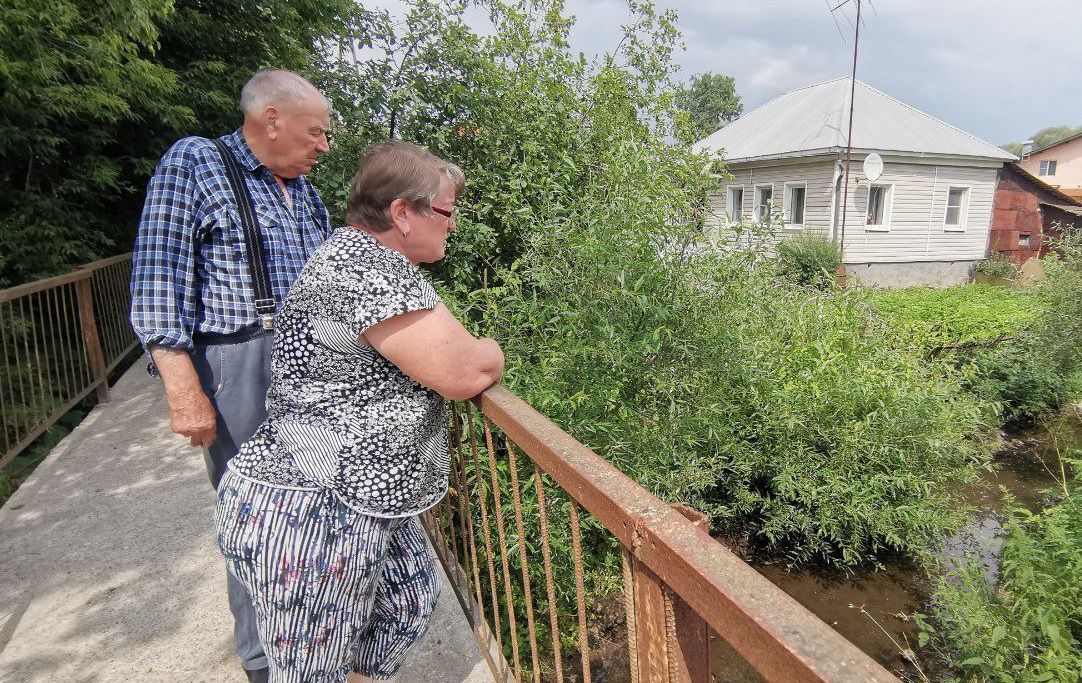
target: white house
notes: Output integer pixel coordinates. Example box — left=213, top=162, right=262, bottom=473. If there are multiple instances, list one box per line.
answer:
left=692, top=78, right=1017, bottom=287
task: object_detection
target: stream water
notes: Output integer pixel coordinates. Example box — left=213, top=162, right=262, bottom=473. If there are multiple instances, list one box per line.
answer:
left=708, top=417, right=1078, bottom=682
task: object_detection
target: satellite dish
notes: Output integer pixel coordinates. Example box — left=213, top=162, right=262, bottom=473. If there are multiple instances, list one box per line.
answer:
left=863, top=153, right=884, bottom=182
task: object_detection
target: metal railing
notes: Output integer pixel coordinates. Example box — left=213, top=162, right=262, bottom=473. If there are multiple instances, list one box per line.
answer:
left=0, top=254, right=138, bottom=469
left=423, top=387, right=901, bottom=683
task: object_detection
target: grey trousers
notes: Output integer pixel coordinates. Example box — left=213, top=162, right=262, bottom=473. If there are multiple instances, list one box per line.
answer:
left=191, top=330, right=274, bottom=672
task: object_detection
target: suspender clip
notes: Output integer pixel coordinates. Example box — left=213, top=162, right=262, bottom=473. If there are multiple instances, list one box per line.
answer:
left=254, top=298, right=276, bottom=330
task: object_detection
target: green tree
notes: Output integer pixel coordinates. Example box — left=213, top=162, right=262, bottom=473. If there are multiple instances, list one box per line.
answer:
left=1001, top=124, right=1082, bottom=156
left=0, top=0, right=366, bottom=287
left=674, top=71, right=743, bottom=144
left=0, top=0, right=187, bottom=286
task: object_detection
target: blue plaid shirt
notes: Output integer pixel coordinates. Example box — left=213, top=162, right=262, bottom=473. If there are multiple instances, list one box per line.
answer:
left=131, top=129, right=332, bottom=351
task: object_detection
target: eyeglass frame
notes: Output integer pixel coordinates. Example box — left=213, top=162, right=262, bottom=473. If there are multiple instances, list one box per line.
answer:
left=429, top=204, right=456, bottom=220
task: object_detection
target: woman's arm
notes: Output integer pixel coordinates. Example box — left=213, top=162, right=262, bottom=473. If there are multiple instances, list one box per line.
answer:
left=363, top=303, right=504, bottom=400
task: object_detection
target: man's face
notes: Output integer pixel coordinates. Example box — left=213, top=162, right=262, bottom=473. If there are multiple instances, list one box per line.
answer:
left=268, top=97, right=331, bottom=179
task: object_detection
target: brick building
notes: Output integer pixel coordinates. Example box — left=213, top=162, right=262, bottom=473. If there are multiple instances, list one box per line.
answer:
left=989, top=163, right=1082, bottom=263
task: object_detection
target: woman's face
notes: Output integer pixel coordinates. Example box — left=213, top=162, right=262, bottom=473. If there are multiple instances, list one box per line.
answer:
left=404, top=183, right=457, bottom=264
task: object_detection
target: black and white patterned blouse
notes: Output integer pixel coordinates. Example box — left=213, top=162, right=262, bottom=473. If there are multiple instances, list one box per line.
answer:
left=228, top=227, right=448, bottom=518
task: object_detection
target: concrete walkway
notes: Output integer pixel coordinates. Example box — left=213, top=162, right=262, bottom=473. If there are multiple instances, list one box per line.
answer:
left=0, top=366, right=491, bottom=683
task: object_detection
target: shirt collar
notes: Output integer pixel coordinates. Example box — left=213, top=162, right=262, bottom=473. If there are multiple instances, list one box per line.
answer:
left=223, top=129, right=264, bottom=173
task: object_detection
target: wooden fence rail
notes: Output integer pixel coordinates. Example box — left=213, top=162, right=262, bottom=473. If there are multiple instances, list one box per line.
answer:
left=0, top=254, right=137, bottom=469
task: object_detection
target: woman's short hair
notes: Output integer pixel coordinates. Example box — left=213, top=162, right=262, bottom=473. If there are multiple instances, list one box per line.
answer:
left=345, top=141, right=464, bottom=232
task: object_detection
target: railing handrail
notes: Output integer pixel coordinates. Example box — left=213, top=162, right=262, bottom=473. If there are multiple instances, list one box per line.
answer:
left=476, top=384, right=898, bottom=683
left=0, top=253, right=133, bottom=304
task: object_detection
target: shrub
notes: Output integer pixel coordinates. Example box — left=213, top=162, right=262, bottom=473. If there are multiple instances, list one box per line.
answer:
left=974, top=251, right=1020, bottom=280
left=774, top=232, right=841, bottom=289
left=926, top=460, right=1082, bottom=682
left=972, top=228, right=1082, bottom=422
left=475, top=190, right=993, bottom=568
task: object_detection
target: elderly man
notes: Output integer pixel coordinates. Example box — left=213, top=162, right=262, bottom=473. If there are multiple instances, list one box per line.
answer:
left=130, top=69, right=333, bottom=682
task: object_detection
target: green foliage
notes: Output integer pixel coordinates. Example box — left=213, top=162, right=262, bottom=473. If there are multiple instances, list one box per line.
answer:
left=1001, top=124, right=1082, bottom=156
left=309, top=0, right=996, bottom=570
left=972, top=229, right=1082, bottom=422
left=0, top=0, right=364, bottom=286
left=674, top=72, right=743, bottom=144
left=0, top=0, right=182, bottom=285
left=871, top=284, right=1034, bottom=349
left=774, top=232, right=841, bottom=289
left=927, top=446, right=1082, bottom=683
left=974, top=251, right=1020, bottom=280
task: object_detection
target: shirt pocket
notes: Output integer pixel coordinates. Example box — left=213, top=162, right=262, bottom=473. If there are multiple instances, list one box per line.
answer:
left=222, top=202, right=285, bottom=301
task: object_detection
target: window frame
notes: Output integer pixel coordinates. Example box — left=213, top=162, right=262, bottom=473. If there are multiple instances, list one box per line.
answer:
left=783, top=182, right=807, bottom=229
left=864, top=182, right=894, bottom=232
left=754, top=184, right=774, bottom=224
left=943, top=185, right=971, bottom=232
left=1039, top=160, right=1058, bottom=177
left=727, top=185, right=745, bottom=224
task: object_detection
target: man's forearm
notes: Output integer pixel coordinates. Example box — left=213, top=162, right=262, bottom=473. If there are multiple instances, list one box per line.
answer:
left=150, top=346, right=204, bottom=400
left=150, top=346, right=218, bottom=447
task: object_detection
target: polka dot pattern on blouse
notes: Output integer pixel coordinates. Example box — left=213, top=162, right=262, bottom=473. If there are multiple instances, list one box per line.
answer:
left=229, top=228, right=448, bottom=518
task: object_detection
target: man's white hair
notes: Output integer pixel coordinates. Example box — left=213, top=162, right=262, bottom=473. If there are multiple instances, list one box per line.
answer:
left=240, top=69, right=329, bottom=114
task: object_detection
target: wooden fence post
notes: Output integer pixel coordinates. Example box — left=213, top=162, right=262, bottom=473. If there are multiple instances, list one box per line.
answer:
left=75, top=276, right=109, bottom=402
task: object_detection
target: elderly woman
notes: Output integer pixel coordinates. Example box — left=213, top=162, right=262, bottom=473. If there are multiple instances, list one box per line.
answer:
left=215, top=140, right=504, bottom=683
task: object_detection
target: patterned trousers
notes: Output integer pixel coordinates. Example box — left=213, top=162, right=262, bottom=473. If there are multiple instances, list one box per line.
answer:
left=215, top=471, right=440, bottom=682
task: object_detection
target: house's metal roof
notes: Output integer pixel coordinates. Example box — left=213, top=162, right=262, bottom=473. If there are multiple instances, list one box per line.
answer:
left=692, top=77, right=1017, bottom=164
left=1041, top=202, right=1082, bottom=217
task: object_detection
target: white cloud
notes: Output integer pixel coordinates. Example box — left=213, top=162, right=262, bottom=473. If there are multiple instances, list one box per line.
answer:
left=554, top=0, right=1082, bottom=143
left=360, top=0, right=1081, bottom=143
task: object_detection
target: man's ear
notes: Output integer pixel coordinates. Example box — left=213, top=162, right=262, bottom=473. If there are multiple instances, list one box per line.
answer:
left=265, top=106, right=281, bottom=140
left=388, top=198, right=412, bottom=237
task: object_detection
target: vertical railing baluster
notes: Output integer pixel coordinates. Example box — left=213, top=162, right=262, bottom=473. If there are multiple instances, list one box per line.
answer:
left=14, top=298, right=32, bottom=434
left=483, top=415, right=523, bottom=681
left=49, top=287, right=73, bottom=403
left=37, top=291, right=61, bottom=411
left=28, top=293, right=47, bottom=420
left=0, top=302, right=11, bottom=453
left=569, top=500, right=592, bottom=683
left=507, top=443, right=542, bottom=683
left=464, top=402, right=506, bottom=681
left=60, top=283, right=84, bottom=394
left=533, top=465, right=564, bottom=683
left=444, top=412, right=463, bottom=579
left=621, top=549, right=640, bottom=683
left=451, top=404, right=488, bottom=635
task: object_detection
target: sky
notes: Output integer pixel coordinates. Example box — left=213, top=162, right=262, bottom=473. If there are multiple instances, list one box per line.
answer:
left=366, top=0, right=1082, bottom=147
left=557, top=0, right=1082, bottom=146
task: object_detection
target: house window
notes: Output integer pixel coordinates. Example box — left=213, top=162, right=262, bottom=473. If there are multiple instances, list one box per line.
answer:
left=866, top=184, right=892, bottom=230
left=944, top=186, right=969, bottom=230
left=1039, top=160, right=1057, bottom=176
left=727, top=186, right=744, bottom=222
left=754, top=185, right=773, bottom=223
left=784, top=183, right=806, bottom=227
left=1019, top=234, right=1031, bottom=248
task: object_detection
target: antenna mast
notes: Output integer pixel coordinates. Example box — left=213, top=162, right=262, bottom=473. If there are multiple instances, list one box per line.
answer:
left=832, top=0, right=862, bottom=285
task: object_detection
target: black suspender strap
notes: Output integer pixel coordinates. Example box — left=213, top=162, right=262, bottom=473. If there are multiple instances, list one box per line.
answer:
left=212, top=138, right=276, bottom=330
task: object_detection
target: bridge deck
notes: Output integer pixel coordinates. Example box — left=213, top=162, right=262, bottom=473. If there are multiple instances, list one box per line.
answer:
left=0, top=366, right=489, bottom=682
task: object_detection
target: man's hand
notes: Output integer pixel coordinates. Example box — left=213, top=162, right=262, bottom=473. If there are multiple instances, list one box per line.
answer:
left=167, top=386, right=218, bottom=447
left=150, top=346, right=218, bottom=448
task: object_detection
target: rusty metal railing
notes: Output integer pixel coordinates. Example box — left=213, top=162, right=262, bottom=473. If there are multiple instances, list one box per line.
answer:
left=422, top=386, right=901, bottom=683
left=0, top=254, right=138, bottom=469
